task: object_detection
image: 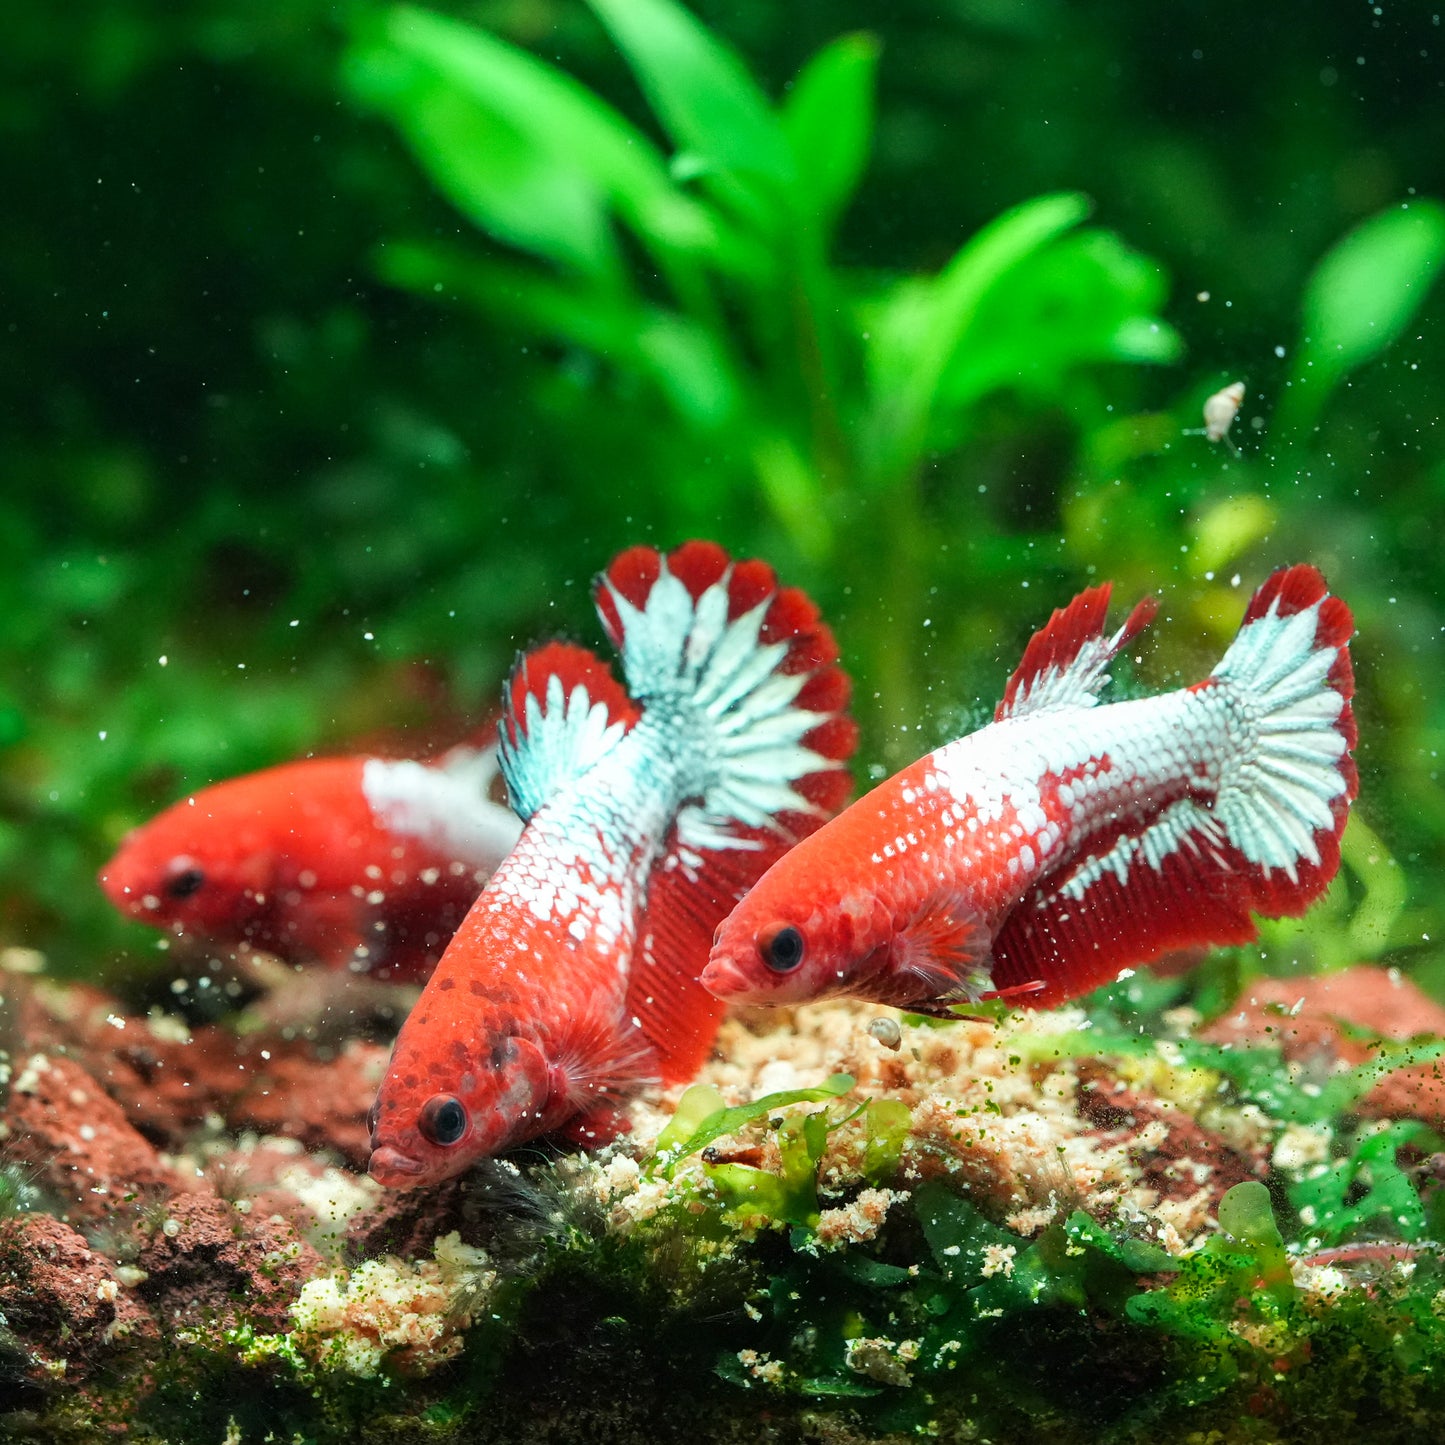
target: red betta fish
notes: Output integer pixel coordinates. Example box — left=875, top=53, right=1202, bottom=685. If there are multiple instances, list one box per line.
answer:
left=99, top=741, right=523, bottom=981
left=703, top=565, right=1356, bottom=1013
left=367, top=541, right=857, bottom=1188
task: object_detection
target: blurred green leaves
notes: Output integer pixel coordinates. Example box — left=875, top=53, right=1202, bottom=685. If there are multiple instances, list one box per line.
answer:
left=345, top=0, right=1180, bottom=748
left=781, top=34, right=879, bottom=236
left=1282, top=200, right=1445, bottom=432
left=7, top=0, right=1445, bottom=997
left=348, top=6, right=1179, bottom=490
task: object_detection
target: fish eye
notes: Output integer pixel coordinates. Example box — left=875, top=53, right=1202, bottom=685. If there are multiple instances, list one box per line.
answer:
left=365, top=1099, right=380, bottom=1136
left=164, top=860, right=206, bottom=900
left=758, top=924, right=805, bottom=974
left=712, top=922, right=724, bottom=949
left=418, top=1094, right=468, bottom=1148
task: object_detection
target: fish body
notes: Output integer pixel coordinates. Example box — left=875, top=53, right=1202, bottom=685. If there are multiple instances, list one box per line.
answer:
left=99, top=742, right=523, bottom=980
left=367, top=542, right=857, bottom=1188
left=703, top=565, right=1356, bottom=1013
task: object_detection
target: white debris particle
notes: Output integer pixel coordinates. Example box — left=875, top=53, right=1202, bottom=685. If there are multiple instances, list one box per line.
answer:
left=980, top=1243, right=1017, bottom=1278
left=735, top=1348, right=784, bottom=1386
left=1272, top=1123, right=1333, bottom=1172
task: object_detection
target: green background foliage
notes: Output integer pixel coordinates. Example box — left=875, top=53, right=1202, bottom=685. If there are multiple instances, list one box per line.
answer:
left=3, top=0, right=1444, bottom=990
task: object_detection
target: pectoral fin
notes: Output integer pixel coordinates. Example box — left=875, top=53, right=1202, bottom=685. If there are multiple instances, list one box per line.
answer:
left=888, top=897, right=996, bottom=1007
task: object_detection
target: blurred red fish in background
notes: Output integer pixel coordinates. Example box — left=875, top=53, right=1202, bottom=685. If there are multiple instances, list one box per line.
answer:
left=367, top=541, right=857, bottom=1187
left=704, top=564, right=1356, bottom=1014
left=99, top=738, right=523, bottom=982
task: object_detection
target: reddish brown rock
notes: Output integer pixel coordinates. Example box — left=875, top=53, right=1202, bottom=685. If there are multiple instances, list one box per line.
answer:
left=20, top=983, right=386, bottom=1165
left=228, top=1039, right=387, bottom=1166
left=1201, top=965, right=1445, bottom=1127
left=345, top=1174, right=476, bottom=1260
left=1076, top=1061, right=1268, bottom=1209
left=132, top=1191, right=326, bottom=1333
left=1, top=1052, right=187, bottom=1223
left=0, top=1213, right=158, bottom=1382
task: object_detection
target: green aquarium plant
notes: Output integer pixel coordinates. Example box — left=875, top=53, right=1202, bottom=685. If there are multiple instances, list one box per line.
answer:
left=343, top=0, right=1181, bottom=759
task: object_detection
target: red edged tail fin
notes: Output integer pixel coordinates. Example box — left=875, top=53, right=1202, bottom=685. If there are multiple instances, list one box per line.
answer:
left=595, top=541, right=857, bottom=1082
left=1208, top=562, right=1357, bottom=895
left=592, top=540, right=858, bottom=845
left=996, top=584, right=1157, bottom=721
left=498, top=641, right=640, bottom=822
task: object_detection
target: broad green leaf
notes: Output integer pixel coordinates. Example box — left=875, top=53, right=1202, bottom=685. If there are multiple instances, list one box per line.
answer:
left=1216, top=1180, right=1280, bottom=1249
left=933, top=227, right=1179, bottom=417
left=634, top=313, right=744, bottom=429
left=1286, top=1125, right=1426, bottom=1246
left=913, top=1181, right=1022, bottom=1285
left=781, top=33, right=879, bottom=232
left=378, top=242, right=741, bottom=429
left=1284, top=199, right=1445, bottom=429
left=649, top=1073, right=855, bottom=1175
left=1062, top=1212, right=1177, bottom=1275
left=862, top=1098, right=911, bottom=1183
left=651, top=1083, right=727, bottom=1162
left=347, top=16, right=615, bottom=280
left=379, top=241, right=641, bottom=350
left=751, top=434, right=833, bottom=562
left=586, top=0, right=793, bottom=193
left=347, top=6, right=722, bottom=281
left=864, top=191, right=1090, bottom=481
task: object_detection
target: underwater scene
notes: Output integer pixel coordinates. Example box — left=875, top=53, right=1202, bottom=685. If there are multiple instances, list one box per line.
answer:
left=5, top=2, right=1445, bottom=1441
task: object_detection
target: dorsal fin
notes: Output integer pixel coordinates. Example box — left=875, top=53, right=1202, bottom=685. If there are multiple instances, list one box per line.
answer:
left=996, top=585, right=1157, bottom=722
left=498, top=641, right=640, bottom=822
left=361, top=743, right=523, bottom=868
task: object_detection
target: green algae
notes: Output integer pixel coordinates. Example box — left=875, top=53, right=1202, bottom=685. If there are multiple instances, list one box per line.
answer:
left=8, top=1006, right=1445, bottom=1444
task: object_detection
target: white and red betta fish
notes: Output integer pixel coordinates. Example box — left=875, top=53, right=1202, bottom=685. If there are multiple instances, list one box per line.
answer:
left=366, top=541, right=857, bottom=1188
left=99, top=738, right=523, bottom=982
left=703, top=565, right=1356, bottom=1014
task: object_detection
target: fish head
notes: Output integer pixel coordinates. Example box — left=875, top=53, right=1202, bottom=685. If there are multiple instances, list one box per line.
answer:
left=367, top=992, right=553, bottom=1189
left=702, top=866, right=893, bottom=1006
left=99, top=795, right=278, bottom=942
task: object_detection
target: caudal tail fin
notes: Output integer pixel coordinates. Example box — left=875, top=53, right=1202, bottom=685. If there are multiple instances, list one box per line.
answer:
left=596, top=540, right=857, bottom=853
left=990, top=565, right=1355, bottom=1007
left=1206, top=562, right=1357, bottom=911
left=595, top=541, right=858, bottom=1081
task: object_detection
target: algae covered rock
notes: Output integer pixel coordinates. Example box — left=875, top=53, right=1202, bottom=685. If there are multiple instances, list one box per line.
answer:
left=2, top=971, right=1445, bottom=1442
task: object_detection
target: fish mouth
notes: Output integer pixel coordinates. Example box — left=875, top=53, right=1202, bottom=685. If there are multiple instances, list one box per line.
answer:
left=699, top=956, right=755, bottom=1002
left=368, top=1144, right=427, bottom=1187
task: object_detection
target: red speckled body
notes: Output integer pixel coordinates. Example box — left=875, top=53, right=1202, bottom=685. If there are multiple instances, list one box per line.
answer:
left=368, top=542, right=857, bottom=1188
left=704, top=566, right=1357, bottom=1014
left=100, top=746, right=521, bottom=981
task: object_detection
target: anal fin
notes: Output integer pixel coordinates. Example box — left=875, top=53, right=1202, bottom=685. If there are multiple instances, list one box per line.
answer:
left=625, top=826, right=790, bottom=1085
left=990, top=799, right=1261, bottom=1008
